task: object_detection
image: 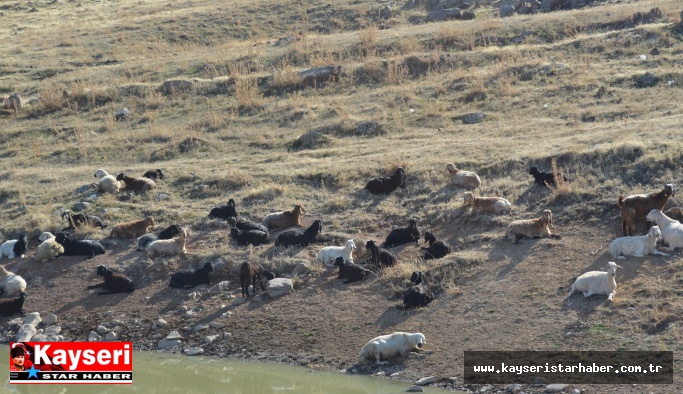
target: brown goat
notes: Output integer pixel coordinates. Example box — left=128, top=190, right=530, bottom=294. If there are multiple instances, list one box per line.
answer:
left=618, top=184, right=675, bottom=236
left=239, top=262, right=275, bottom=298
left=262, top=205, right=305, bottom=230
left=110, top=217, right=155, bottom=239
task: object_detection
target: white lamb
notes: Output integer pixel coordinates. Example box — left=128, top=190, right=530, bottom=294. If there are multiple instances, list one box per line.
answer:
left=608, top=226, right=669, bottom=259
left=0, top=265, right=27, bottom=296
left=646, top=209, right=683, bottom=252
left=34, top=232, right=64, bottom=263
left=145, top=228, right=189, bottom=259
left=359, top=332, right=426, bottom=365
left=568, top=261, right=622, bottom=301
left=94, top=169, right=120, bottom=194
left=317, top=239, right=356, bottom=268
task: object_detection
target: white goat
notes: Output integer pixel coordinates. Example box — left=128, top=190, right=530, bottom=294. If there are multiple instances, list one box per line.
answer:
left=34, top=232, right=64, bottom=263
left=317, top=239, right=356, bottom=267
left=646, top=209, right=683, bottom=252
left=568, top=261, right=622, bottom=301
left=446, top=163, right=481, bottom=190
left=145, top=228, right=189, bottom=259
left=608, top=226, right=669, bottom=259
left=95, top=169, right=121, bottom=194
left=463, top=192, right=511, bottom=214
left=0, top=265, right=27, bottom=296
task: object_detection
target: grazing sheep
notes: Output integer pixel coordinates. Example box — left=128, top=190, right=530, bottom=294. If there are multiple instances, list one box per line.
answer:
left=608, top=226, right=669, bottom=259
left=0, top=233, right=27, bottom=260
left=136, top=224, right=182, bottom=251
left=54, top=232, right=106, bottom=259
left=208, top=199, right=238, bottom=220
left=384, top=219, right=421, bottom=248
left=228, top=216, right=269, bottom=234
left=446, top=163, right=481, bottom=190
left=646, top=209, right=683, bottom=252
left=87, top=265, right=135, bottom=295
left=410, top=271, right=425, bottom=285
left=0, top=265, right=27, bottom=296
left=34, top=232, right=64, bottom=263
left=403, top=283, right=434, bottom=309
left=94, top=169, right=121, bottom=194
left=528, top=165, right=568, bottom=188
left=358, top=332, right=426, bottom=365
left=317, top=239, right=356, bottom=267
left=116, top=172, right=156, bottom=192
left=230, top=228, right=270, bottom=246
left=0, top=292, right=26, bottom=316
left=333, top=256, right=371, bottom=284
left=364, top=167, right=405, bottom=195
left=143, top=169, right=165, bottom=180
left=365, top=240, right=396, bottom=268
left=263, top=204, right=305, bottom=230
left=239, top=262, right=275, bottom=297
left=421, top=231, right=452, bottom=260
left=463, top=192, right=511, bottom=214
left=168, top=262, right=214, bottom=289
left=619, top=184, right=675, bottom=236
left=568, top=261, right=622, bottom=301
left=61, top=210, right=107, bottom=230
left=275, top=220, right=322, bottom=247
left=109, top=217, right=155, bottom=239
left=145, top=228, right=189, bottom=258
left=505, top=209, right=560, bottom=244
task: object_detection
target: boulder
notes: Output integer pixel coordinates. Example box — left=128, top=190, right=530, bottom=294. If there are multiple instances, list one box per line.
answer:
left=208, top=281, right=231, bottom=295
left=114, top=107, right=130, bottom=121
left=266, top=278, right=294, bottom=299
left=291, top=263, right=308, bottom=276
left=462, top=112, right=486, bottom=124
left=160, top=79, right=193, bottom=95
left=293, top=131, right=327, bottom=150
left=356, top=121, right=383, bottom=136
left=427, top=8, right=462, bottom=22
left=297, top=65, right=343, bottom=88
left=16, top=324, right=37, bottom=342
left=24, top=312, right=41, bottom=327
left=500, top=5, right=515, bottom=17
left=158, top=339, right=182, bottom=349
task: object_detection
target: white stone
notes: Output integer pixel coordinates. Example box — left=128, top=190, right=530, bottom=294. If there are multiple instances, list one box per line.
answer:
left=185, top=347, right=204, bottom=356
left=16, top=324, right=37, bottom=342
left=43, top=314, right=58, bottom=326
left=96, top=325, right=108, bottom=334
left=24, top=312, right=41, bottom=327
left=88, top=331, right=101, bottom=342
left=266, top=278, right=293, bottom=298
left=166, top=330, right=182, bottom=340
left=157, top=339, right=181, bottom=349
left=415, top=376, right=436, bottom=386
left=105, top=332, right=117, bottom=341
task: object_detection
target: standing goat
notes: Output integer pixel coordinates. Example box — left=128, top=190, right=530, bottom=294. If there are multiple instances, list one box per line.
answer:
left=506, top=210, right=561, bottom=244
left=619, top=184, right=675, bottom=236
left=239, top=262, right=274, bottom=298
left=528, top=165, right=568, bottom=188
left=568, top=261, right=622, bottom=302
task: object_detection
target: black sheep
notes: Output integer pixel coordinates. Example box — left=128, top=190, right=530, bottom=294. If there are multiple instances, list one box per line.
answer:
left=228, top=216, right=269, bottom=234
left=333, top=256, right=370, bottom=284
left=365, top=240, right=396, bottom=268
left=275, top=220, right=322, bottom=247
left=410, top=271, right=425, bottom=285
left=364, top=167, right=405, bottom=195
left=230, top=228, right=270, bottom=246
left=12, top=233, right=27, bottom=259
left=87, top=265, right=134, bottom=295
left=208, top=199, right=238, bottom=220
left=168, top=262, right=214, bottom=289
left=55, top=232, right=105, bottom=259
left=143, top=169, right=165, bottom=180
left=136, top=224, right=182, bottom=251
left=403, top=283, right=434, bottom=309
left=61, top=210, right=107, bottom=230
left=421, top=231, right=452, bottom=260
left=239, top=262, right=275, bottom=297
left=528, top=165, right=568, bottom=188
left=383, top=219, right=420, bottom=249
left=0, top=292, right=26, bottom=316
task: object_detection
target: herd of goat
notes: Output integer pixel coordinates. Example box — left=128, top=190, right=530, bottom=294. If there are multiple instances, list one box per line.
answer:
left=0, top=163, right=680, bottom=318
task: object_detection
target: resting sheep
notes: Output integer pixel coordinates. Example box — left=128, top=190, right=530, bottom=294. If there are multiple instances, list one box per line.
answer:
left=143, top=169, right=165, bottom=180
left=384, top=219, right=420, bottom=248
left=109, top=217, right=155, bottom=239
left=94, top=169, right=121, bottom=194
left=0, top=233, right=27, bottom=260
left=463, top=192, right=511, bottom=214
left=169, top=262, right=214, bottom=289
left=446, top=163, right=481, bottom=190
left=116, top=172, right=156, bottom=192
left=317, top=239, right=356, bottom=267
left=0, top=265, right=27, bottom=296
left=646, top=209, right=683, bottom=252
left=358, top=332, right=426, bottom=365
left=364, top=167, right=405, bottom=194
left=0, top=292, right=26, bottom=316
left=608, top=226, right=669, bottom=259
left=403, top=283, right=434, bottom=309
left=61, top=210, right=107, bottom=230
left=263, top=205, right=304, bottom=230
left=239, top=262, right=275, bottom=297
left=568, top=261, right=622, bottom=301
left=505, top=210, right=560, bottom=244
left=275, top=220, right=322, bottom=247
left=410, top=271, right=425, bottom=285
left=333, top=256, right=371, bottom=284
left=619, top=184, right=675, bottom=236
left=87, top=265, right=135, bottom=295
left=208, top=199, right=238, bottom=220
left=54, top=232, right=105, bottom=259
left=421, top=231, right=452, bottom=260
left=528, top=165, right=568, bottom=188
left=365, top=240, right=396, bottom=268
left=145, top=227, right=189, bottom=258
left=34, top=232, right=64, bottom=263
left=228, top=216, right=269, bottom=234
left=136, top=224, right=182, bottom=251
left=230, top=227, right=269, bottom=246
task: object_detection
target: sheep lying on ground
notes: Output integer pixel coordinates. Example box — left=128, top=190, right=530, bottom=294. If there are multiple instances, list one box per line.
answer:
left=568, top=261, right=622, bottom=301
left=403, top=283, right=434, bottom=309
left=136, top=224, right=182, bottom=251
left=116, top=172, right=156, bottom=192
left=61, top=210, right=107, bottom=230
left=446, top=163, right=480, bottom=190
left=94, top=169, right=121, bottom=194
left=240, top=262, right=275, bottom=297
left=145, top=228, right=189, bottom=258
left=619, top=184, right=675, bottom=236
left=365, top=240, right=396, bottom=268
left=0, top=292, right=26, bottom=316
left=110, top=217, right=155, bottom=239
left=384, top=219, right=420, bottom=248
left=463, top=192, right=511, bottom=214
left=528, top=165, right=568, bottom=188
left=358, top=332, right=426, bottom=365
left=230, top=227, right=270, bottom=246
left=505, top=209, right=560, bottom=244
left=421, top=231, right=452, bottom=260
left=143, top=169, right=165, bottom=180
left=35, top=232, right=64, bottom=263
left=87, top=265, right=135, bottom=295
left=55, top=232, right=105, bottom=259
left=208, top=199, right=238, bottom=220
left=333, top=256, right=371, bottom=284
left=608, top=226, right=669, bottom=259
left=263, top=205, right=305, bottom=230
left=0, top=265, right=27, bottom=296
left=317, top=239, right=356, bottom=267
left=228, top=217, right=269, bottom=234
left=169, top=262, right=214, bottom=289
left=0, top=233, right=27, bottom=260
left=364, top=167, right=405, bottom=194
left=275, top=220, right=322, bottom=247
left=646, top=209, right=683, bottom=252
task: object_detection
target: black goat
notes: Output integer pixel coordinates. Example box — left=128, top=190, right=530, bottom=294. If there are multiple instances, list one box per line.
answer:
left=12, top=233, right=27, bottom=259
left=421, top=231, right=452, bottom=260
left=333, top=256, right=370, bottom=284
left=87, top=265, right=134, bottom=295
left=136, top=224, right=182, bottom=251
left=228, top=216, right=269, bottom=234
left=230, top=228, right=270, bottom=246
left=365, top=240, right=396, bottom=268
left=55, top=232, right=105, bottom=259
left=208, top=199, right=238, bottom=220
left=528, top=165, right=568, bottom=188
left=403, top=283, right=434, bottom=309
left=169, top=262, right=214, bottom=289
left=275, top=220, right=322, bottom=247
left=410, top=271, right=426, bottom=286
left=0, top=292, right=26, bottom=316
left=61, top=210, right=107, bottom=230
left=143, top=169, right=165, bottom=180
left=364, top=167, right=405, bottom=195
left=239, top=262, right=275, bottom=297
left=383, top=219, right=420, bottom=248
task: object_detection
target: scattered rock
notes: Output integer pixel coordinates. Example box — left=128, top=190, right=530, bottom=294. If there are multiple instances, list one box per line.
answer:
left=104, top=332, right=117, bottom=341
left=415, top=376, right=436, bottom=386
left=266, top=278, right=294, bottom=299
left=407, top=385, right=424, bottom=392
left=72, top=202, right=90, bottom=212
left=356, top=121, right=383, bottom=136
left=461, top=112, right=486, bottom=124
left=208, top=281, right=231, bottom=295
left=160, top=79, right=193, bottom=95
left=291, top=263, right=308, bottom=276
left=500, top=5, right=515, bottom=17
left=634, top=72, right=659, bottom=88
left=16, top=324, right=37, bottom=342
left=166, top=330, right=182, bottom=340
left=232, top=297, right=247, bottom=306
left=507, top=383, right=523, bottom=392
left=533, top=377, right=546, bottom=386
left=24, top=313, right=41, bottom=327
left=204, top=335, right=219, bottom=344
left=7, top=94, right=22, bottom=112
left=156, top=318, right=168, bottom=328
left=157, top=339, right=182, bottom=349
left=88, top=331, right=101, bottom=342
left=293, top=131, right=328, bottom=150
left=185, top=347, right=204, bottom=356
left=545, top=384, right=568, bottom=393
left=44, top=326, right=61, bottom=335
left=114, top=107, right=130, bottom=121
left=96, top=325, right=108, bottom=335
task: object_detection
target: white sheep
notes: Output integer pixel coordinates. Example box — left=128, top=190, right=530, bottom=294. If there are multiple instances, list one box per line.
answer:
left=317, top=239, right=356, bottom=268
left=0, top=265, right=27, bottom=296
left=94, top=169, right=121, bottom=194
left=463, top=192, right=511, bottom=214
left=145, top=228, right=189, bottom=259
left=34, top=232, right=64, bottom=263
left=645, top=209, right=683, bottom=251
left=568, top=261, right=622, bottom=301
left=505, top=209, right=560, bottom=243
left=446, top=163, right=481, bottom=190
left=608, top=226, right=669, bottom=259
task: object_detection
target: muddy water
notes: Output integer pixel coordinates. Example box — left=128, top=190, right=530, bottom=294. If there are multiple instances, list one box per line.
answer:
left=0, top=347, right=460, bottom=393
